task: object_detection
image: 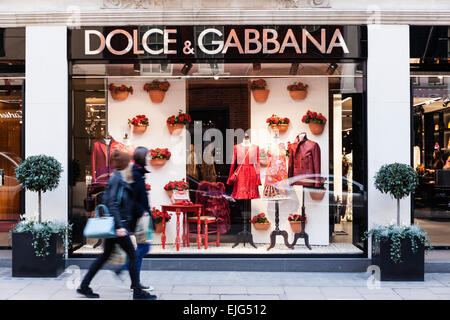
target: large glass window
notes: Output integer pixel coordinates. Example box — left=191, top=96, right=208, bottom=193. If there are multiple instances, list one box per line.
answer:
left=69, top=62, right=367, bottom=256
left=0, top=78, right=24, bottom=247
left=412, top=73, right=450, bottom=247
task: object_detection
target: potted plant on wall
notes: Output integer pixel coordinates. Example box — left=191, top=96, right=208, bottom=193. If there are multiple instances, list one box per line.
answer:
left=164, top=179, right=189, bottom=198
left=109, top=83, right=133, bottom=101
left=151, top=207, right=172, bottom=234
left=149, top=148, right=171, bottom=167
left=309, top=177, right=327, bottom=201
left=143, top=80, right=170, bottom=103
left=288, top=213, right=307, bottom=233
left=250, top=213, right=271, bottom=230
left=166, top=110, right=191, bottom=134
left=266, top=114, right=290, bottom=134
left=302, top=110, right=327, bottom=135
left=128, top=114, right=149, bottom=134
left=366, top=163, right=431, bottom=281
left=12, top=155, right=71, bottom=277
left=287, top=81, right=308, bottom=100
left=250, top=79, right=269, bottom=103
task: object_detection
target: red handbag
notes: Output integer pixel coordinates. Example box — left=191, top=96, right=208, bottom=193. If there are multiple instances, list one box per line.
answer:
left=229, top=148, right=250, bottom=185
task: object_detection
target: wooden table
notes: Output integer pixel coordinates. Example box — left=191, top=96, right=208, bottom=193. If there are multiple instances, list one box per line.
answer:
left=161, top=204, right=203, bottom=251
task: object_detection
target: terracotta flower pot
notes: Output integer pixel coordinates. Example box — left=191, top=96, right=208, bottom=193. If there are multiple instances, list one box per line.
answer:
left=111, top=91, right=129, bottom=101
left=289, top=90, right=307, bottom=100
left=309, top=189, right=326, bottom=201
left=166, top=190, right=173, bottom=198
left=150, top=158, right=167, bottom=167
left=270, top=124, right=289, bottom=134
left=253, top=222, right=271, bottom=231
left=252, top=89, right=269, bottom=103
left=154, top=223, right=163, bottom=234
left=290, top=221, right=303, bottom=233
left=149, top=90, right=166, bottom=103
left=132, top=124, right=147, bottom=134
left=309, top=122, right=325, bottom=135
left=167, top=123, right=185, bottom=134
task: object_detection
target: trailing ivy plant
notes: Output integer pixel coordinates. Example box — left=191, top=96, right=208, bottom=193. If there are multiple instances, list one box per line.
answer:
left=12, top=217, right=72, bottom=257
left=366, top=163, right=431, bottom=263
left=15, top=155, right=62, bottom=223
left=364, top=224, right=432, bottom=264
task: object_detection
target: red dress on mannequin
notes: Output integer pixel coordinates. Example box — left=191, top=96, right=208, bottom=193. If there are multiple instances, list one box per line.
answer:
left=227, top=143, right=261, bottom=199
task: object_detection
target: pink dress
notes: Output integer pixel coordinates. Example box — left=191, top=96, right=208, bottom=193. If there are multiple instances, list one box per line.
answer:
left=227, top=144, right=261, bottom=200
left=263, top=143, right=289, bottom=198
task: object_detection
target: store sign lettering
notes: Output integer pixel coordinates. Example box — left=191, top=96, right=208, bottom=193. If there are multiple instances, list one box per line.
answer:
left=85, top=27, right=349, bottom=56
left=0, top=111, right=22, bottom=119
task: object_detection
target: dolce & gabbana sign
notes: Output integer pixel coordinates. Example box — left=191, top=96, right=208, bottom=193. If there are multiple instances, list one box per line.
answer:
left=70, top=25, right=366, bottom=61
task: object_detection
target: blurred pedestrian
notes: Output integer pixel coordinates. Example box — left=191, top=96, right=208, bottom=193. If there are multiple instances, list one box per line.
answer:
left=76, top=150, right=156, bottom=300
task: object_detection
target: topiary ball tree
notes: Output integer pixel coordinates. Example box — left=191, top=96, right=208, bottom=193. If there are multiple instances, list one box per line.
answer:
left=15, top=155, right=62, bottom=223
left=374, top=163, right=418, bottom=226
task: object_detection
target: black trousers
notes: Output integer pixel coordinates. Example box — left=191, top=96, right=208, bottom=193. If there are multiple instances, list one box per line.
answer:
left=80, top=235, right=139, bottom=288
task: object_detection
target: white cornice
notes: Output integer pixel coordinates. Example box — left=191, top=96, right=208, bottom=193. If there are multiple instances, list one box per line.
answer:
left=1, top=9, right=450, bottom=27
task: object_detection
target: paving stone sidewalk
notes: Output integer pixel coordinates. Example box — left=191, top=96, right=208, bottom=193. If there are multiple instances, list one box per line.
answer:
left=1, top=267, right=450, bottom=300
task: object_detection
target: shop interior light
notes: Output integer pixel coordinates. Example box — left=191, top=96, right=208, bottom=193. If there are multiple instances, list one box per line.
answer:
left=133, top=62, right=140, bottom=73
left=252, top=62, right=261, bottom=71
left=289, top=63, right=299, bottom=75
left=181, top=63, right=193, bottom=75
left=210, top=63, right=219, bottom=75
left=326, top=63, right=338, bottom=75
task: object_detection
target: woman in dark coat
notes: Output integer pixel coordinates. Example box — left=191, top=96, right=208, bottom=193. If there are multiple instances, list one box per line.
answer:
left=115, top=147, right=155, bottom=291
left=77, top=150, right=156, bottom=300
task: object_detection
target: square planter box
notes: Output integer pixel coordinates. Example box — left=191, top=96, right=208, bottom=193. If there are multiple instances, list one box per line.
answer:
left=12, top=232, right=65, bottom=278
left=371, top=236, right=424, bottom=281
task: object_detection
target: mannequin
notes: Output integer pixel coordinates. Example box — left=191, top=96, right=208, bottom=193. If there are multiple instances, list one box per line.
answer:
left=227, top=133, right=261, bottom=248
left=288, top=132, right=321, bottom=187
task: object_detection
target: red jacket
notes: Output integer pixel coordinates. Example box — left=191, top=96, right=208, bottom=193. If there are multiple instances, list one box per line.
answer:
left=288, top=134, right=321, bottom=187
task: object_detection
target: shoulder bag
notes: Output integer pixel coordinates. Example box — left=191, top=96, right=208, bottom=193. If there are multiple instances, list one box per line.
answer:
left=83, top=204, right=117, bottom=239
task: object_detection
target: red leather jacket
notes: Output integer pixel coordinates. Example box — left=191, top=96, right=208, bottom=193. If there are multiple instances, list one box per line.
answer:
left=288, top=134, right=321, bottom=187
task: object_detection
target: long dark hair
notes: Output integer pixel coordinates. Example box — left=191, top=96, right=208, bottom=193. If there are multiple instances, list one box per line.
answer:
left=133, top=146, right=149, bottom=169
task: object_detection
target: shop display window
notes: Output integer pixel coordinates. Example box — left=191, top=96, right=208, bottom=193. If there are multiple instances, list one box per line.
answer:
left=69, top=62, right=367, bottom=256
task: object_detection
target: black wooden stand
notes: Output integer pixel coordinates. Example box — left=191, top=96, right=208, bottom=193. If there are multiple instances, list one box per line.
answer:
left=290, top=187, right=312, bottom=250
left=233, top=200, right=257, bottom=248
left=267, top=200, right=291, bottom=250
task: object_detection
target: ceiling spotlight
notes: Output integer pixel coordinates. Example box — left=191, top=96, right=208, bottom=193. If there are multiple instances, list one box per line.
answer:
left=181, top=63, right=193, bottom=75
left=133, top=62, right=140, bottom=73
left=326, top=63, right=338, bottom=75
left=252, top=62, right=261, bottom=71
left=289, top=63, right=299, bottom=75
left=160, top=62, right=169, bottom=73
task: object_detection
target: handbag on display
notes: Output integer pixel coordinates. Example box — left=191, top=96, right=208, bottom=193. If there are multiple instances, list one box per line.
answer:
left=229, top=148, right=251, bottom=185
left=106, top=235, right=137, bottom=266
left=83, top=204, right=117, bottom=239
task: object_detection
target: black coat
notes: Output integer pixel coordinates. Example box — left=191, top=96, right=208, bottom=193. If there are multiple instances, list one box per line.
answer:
left=102, top=170, right=137, bottom=232
left=131, top=164, right=155, bottom=230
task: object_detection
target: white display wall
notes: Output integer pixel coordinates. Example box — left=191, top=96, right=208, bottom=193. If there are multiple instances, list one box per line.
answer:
left=108, top=80, right=186, bottom=244
left=250, top=77, right=330, bottom=246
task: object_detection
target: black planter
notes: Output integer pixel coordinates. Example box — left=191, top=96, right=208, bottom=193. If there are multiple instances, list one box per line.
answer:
left=12, top=232, right=65, bottom=277
left=372, top=236, right=424, bottom=281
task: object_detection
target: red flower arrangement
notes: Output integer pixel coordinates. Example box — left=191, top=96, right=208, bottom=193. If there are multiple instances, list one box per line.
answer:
left=288, top=214, right=307, bottom=223
left=145, top=183, right=151, bottom=191
left=287, top=82, right=308, bottom=91
left=152, top=207, right=172, bottom=224
left=149, top=148, right=171, bottom=160
left=128, top=114, right=149, bottom=126
left=164, top=179, right=189, bottom=191
left=250, top=213, right=270, bottom=224
left=301, top=110, right=327, bottom=124
left=249, top=79, right=267, bottom=90
left=143, top=80, right=170, bottom=92
left=167, top=110, right=192, bottom=126
left=266, top=114, right=290, bottom=126
left=108, top=83, right=133, bottom=94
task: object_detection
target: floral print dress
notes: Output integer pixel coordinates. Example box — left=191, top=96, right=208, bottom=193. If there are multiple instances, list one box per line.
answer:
left=263, top=142, right=289, bottom=198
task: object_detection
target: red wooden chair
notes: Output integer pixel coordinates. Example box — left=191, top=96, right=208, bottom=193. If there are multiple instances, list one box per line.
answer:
left=186, top=206, right=220, bottom=249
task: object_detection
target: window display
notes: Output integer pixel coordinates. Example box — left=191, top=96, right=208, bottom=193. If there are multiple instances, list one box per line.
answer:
left=69, top=62, right=366, bottom=256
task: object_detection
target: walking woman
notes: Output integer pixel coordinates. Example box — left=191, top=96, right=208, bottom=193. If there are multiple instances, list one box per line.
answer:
left=115, top=147, right=155, bottom=290
left=77, top=150, right=156, bottom=300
